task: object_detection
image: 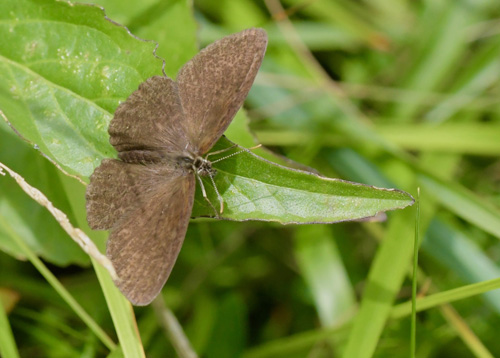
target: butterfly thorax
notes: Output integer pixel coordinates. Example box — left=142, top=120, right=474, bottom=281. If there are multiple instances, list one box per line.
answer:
left=118, top=149, right=215, bottom=177
left=177, top=153, right=216, bottom=177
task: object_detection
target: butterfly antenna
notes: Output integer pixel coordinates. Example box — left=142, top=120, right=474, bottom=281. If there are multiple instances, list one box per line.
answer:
left=206, top=144, right=238, bottom=158
left=196, top=174, right=220, bottom=218
left=211, top=144, right=262, bottom=164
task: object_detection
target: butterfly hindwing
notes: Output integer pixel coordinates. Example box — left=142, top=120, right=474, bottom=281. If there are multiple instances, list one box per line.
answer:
left=86, top=159, right=171, bottom=230
left=106, top=167, right=195, bottom=305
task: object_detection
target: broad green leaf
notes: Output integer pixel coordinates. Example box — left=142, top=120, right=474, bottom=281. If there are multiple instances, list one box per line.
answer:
left=76, top=0, right=158, bottom=26
left=192, top=137, right=414, bottom=222
left=77, top=0, right=198, bottom=78
left=128, top=0, right=197, bottom=78
left=0, top=0, right=163, bottom=178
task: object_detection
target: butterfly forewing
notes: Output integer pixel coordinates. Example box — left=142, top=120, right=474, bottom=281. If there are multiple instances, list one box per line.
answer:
left=177, top=28, right=268, bottom=154
left=109, top=76, right=189, bottom=154
left=106, top=168, right=195, bottom=305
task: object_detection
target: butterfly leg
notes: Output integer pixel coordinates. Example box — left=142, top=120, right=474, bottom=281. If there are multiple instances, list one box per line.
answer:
left=208, top=173, right=224, bottom=214
left=196, top=173, right=221, bottom=218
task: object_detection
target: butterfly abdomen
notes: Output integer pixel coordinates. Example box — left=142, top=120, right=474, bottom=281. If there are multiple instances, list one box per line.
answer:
left=118, top=150, right=167, bottom=164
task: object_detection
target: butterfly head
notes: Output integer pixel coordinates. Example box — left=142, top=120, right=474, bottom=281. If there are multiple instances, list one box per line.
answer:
left=194, top=156, right=216, bottom=177
left=177, top=153, right=216, bottom=177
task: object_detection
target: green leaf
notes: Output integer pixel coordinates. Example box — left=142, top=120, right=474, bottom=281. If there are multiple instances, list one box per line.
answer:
left=76, top=0, right=198, bottom=77
left=255, top=123, right=500, bottom=156
left=0, top=296, right=20, bottom=358
left=419, top=173, right=500, bottom=240
left=127, top=1, right=198, bottom=77
left=375, top=123, right=500, bottom=156
left=391, top=277, right=500, bottom=319
left=1, top=212, right=116, bottom=352
left=0, top=0, right=163, bottom=178
left=192, top=137, right=414, bottom=222
left=294, top=225, right=356, bottom=327
left=343, top=207, right=416, bottom=358
left=388, top=2, right=476, bottom=120
left=0, top=123, right=89, bottom=266
left=423, top=219, right=500, bottom=313
left=281, top=0, right=389, bottom=50
left=204, top=293, right=246, bottom=358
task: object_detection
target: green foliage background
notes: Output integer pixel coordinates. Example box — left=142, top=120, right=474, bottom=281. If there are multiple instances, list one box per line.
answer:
left=1, top=0, right=500, bottom=357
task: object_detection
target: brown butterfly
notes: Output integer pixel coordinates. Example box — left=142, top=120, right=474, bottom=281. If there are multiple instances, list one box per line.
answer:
left=86, top=28, right=268, bottom=305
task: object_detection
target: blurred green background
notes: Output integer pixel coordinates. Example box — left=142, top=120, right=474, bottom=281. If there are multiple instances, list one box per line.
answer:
left=1, top=0, right=500, bottom=357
